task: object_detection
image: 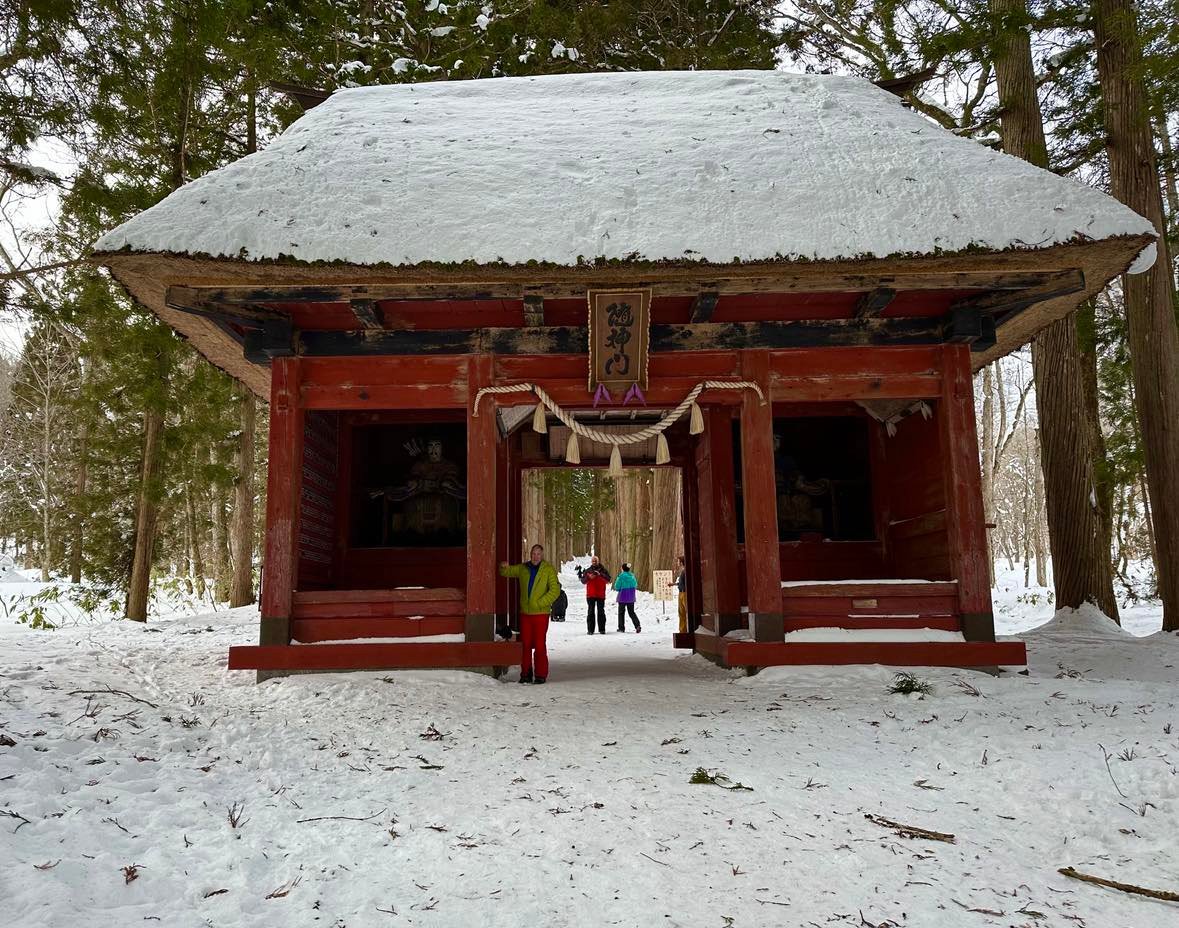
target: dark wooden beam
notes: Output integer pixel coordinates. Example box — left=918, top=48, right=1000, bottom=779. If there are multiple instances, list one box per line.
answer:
left=166, top=285, right=289, bottom=327
left=942, top=306, right=982, bottom=343
left=170, top=269, right=1085, bottom=306
left=269, top=81, right=331, bottom=111
left=690, top=291, right=719, bottom=323
left=349, top=298, right=383, bottom=330
left=296, top=317, right=958, bottom=357
left=853, top=287, right=897, bottom=319
left=971, top=314, right=997, bottom=353
left=874, top=67, right=938, bottom=98
left=952, top=269, right=1085, bottom=319
left=244, top=322, right=296, bottom=364
left=522, top=294, right=545, bottom=326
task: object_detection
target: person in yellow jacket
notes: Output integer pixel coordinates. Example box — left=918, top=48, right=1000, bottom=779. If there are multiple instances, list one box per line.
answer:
left=499, top=545, right=562, bottom=684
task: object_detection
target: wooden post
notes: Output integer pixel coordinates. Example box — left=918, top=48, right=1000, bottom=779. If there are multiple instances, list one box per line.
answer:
left=495, top=428, right=510, bottom=623
left=694, top=406, right=742, bottom=635
left=739, top=351, right=783, bottom=642
left=260, top=357, right=303, bottom=648
left=682, top=455, right=702, bottom=631
left=466, top=355, right=497, bottom=641
left=939, top=345, right=994, bottom=640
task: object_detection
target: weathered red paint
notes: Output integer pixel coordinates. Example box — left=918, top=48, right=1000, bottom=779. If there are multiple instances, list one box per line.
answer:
left=228, top=641, right=522, bottom=671
left=738, top=350, right=781, bottom=616
left=466, top=355, right=497, bottom=618
left=939, top=345, right=993, bottom=622
left=260, top=357, right=302, bottom=621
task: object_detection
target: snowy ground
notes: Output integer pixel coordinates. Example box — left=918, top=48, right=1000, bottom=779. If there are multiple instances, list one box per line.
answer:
left=2, top=562, right=1177, bottom=927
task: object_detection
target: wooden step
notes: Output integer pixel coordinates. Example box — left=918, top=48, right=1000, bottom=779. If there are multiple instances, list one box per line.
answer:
left=290, top=616, right=464, bottom=642
left=784, top=615, right=960, bottom=632
left=695, top=634, right=1025, bottom=669
left=228, top=640, right=520, bottom=671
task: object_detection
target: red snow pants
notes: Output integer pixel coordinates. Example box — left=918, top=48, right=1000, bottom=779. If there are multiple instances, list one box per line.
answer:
left=519, top=613, right=550, bottom=679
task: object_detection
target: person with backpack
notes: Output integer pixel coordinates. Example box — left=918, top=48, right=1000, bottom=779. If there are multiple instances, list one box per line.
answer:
left=499, top=545, right=562, bottom=684
left=576, top=556, right=611, bottom=635
left=613, top=563, right=641, bottom=633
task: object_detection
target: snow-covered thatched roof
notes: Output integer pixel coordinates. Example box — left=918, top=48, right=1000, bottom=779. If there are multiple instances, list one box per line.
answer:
left=94, top=70, right=1154, bottom=268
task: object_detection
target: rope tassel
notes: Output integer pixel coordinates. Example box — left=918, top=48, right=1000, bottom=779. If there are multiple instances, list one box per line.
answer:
left=608, top=444, right=623, bottom=476
left=531, top=402, right=547, bottom=434
left=655, top=432, right=670, bottom=466
left=565, top=430, right=581, bottom=464
left=689, top=401, right=704, bottom=435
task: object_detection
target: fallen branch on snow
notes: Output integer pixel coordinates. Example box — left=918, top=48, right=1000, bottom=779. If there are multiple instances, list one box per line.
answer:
left=1058, top=866, right=1179, bottom=904
left=864, top=814, right=955, bottom=843
left=68, top=687, right=158, bottom=709
left=296, top=808, right=385, bottom=825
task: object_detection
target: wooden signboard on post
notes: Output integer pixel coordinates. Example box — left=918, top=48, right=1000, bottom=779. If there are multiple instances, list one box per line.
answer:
left=588, top=288, right=651, bottom=395
left=652, top=569, right=676, bottom=601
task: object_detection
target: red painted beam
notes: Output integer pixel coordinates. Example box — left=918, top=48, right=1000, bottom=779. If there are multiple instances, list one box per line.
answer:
left=290, top=617, right=463, bottom=641
left=778, top=581, right=959, bottom=598
left=227, top=641, right=522, bottom=671
left=293, top=588, right=464, bottom=604
left=783, top=616, right=961, bottom=632
left=721, top=639, right=1026, bottom=668
left=293, top=600, right=462, bottom=618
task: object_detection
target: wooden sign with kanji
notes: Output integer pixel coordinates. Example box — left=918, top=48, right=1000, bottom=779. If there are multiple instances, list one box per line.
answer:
left=587, top=288, right=651, bottom=393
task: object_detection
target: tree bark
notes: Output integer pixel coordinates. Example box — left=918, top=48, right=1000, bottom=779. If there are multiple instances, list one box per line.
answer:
left=650, top=467, right=681, bottom=575
left=229, top=392, right=256, bottom=606
left=993, top=0, right=1119, bottom=617
left=1093, top=0, right=1179, bottom=631
left=185, top=483, right=206, bottom=598
left=210, top=481, right=230, bottom=602
left=68, top=423, right=88, bottom=585
left=126, top=406, right=164, bottom=621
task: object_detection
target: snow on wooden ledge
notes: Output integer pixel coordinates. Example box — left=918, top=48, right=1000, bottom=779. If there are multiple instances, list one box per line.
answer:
left=781, top=579, right=954, bottom=587
left=784, top=628, right=966, bottom=643
left=94, top=70, right=1154, bottom=268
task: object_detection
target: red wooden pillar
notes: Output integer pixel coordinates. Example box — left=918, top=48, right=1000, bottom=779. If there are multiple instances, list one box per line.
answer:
left=739, top=351, right=784, bottom=641
left=260, top=357, right=303, bottom=649
left=504, top=434, right=523, bottom=630
left=681, top=455, right=703, bottom=630
left=494, top=427, right=510, bottom=622
left=939, top=345, right=994, bottom=640
left=466, top=355, right=497, bottom=641
left=694, top=406, right=742, bottom=635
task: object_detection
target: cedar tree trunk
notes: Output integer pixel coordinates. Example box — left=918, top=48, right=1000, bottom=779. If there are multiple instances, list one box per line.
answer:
left=993, top=0, right=1119, bottom=617
left=1093, top=0, right=1179, bottom=631
left=229, top=392, right=256, bottom=607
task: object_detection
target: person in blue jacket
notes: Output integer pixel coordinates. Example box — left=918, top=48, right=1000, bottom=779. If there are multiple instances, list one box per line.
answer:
left=612, top=563, right=641, bottom=633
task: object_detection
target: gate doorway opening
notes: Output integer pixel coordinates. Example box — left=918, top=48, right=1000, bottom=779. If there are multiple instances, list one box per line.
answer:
left=515, top=464, right=689, bottom=678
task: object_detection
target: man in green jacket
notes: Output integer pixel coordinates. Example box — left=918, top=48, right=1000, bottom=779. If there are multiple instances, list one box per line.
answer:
left=499, top=545, right=561, bottom=684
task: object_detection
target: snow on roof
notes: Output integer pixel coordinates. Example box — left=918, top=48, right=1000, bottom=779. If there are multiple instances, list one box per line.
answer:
left=94, top=70, right=1154, bottom=268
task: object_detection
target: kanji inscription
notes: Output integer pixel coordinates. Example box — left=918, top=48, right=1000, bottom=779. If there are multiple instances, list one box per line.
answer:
left=588, top=288, right=650, bottom=392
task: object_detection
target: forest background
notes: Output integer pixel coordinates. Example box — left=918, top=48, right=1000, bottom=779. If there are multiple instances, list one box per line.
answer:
left=1, top=0, right=1176, bottom=626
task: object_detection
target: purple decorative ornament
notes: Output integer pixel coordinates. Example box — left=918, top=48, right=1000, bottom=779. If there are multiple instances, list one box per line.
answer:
left=622, top=384, right=647, bottom=406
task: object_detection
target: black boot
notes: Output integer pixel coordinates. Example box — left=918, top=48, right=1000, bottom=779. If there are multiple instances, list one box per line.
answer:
left=533, top=677, right=546, bottom=685
left=519, top=670, right=533, bottom=684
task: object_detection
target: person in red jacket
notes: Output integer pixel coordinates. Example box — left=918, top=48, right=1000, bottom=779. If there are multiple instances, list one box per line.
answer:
left=576, top=556, right=612, bottom=635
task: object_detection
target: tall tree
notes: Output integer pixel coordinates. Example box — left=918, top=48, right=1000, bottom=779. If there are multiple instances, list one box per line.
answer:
left=990, top=0, right=1119, bottom=618
left=1092, top=0, right=1179, bottom=631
